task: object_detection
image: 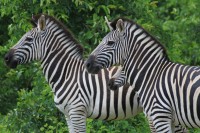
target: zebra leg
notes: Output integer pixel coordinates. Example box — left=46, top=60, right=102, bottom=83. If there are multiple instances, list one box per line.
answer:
left=65, top=115, right=75, bottom=133
left=147, top=117, right=187, bottom=133
left=69, top=114, right=87, bottom=133
left=67, top=105, right=87, bottom=133
left=151, top=103, right=182, bottom=133
left=174, top=125, right=188, bottom=133
left=148, top=117, right=157, bottom=133
left=171, top=121, right=188, bottom=133
left=151, top=100, right=174, bottom=132
left=108, top=70, right=127, bottom=90
left=151, top=91, right=187, bottom=133
left=152, top=114, right=173, bottom=132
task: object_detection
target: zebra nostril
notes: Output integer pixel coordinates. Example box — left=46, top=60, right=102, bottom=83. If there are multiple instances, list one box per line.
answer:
left=86, top=62, right=91, bottom=69
left=4, top=55, right=9, bottom=62
left=4, top=49, right=16, bottom=63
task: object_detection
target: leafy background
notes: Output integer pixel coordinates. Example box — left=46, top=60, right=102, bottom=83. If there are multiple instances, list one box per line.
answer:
left=0, top=0, right=200, bottom=132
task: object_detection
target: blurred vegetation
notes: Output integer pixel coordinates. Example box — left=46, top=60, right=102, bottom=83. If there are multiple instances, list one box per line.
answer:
left=0, top=0, right=200, bottom=132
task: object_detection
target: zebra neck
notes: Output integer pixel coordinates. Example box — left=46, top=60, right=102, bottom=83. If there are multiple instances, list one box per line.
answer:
left=121, top=23, right=171, bottom=114
left=122, top=24, right=170, bottom=93
left=40, top=41, right=84, bottom=93
left=125, top=43, right=168, bottom=85
left=123, top=50, right=168, bottom=115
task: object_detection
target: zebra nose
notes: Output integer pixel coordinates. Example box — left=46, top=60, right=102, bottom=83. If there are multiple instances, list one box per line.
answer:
left=85, top=55, right=96, bottom=71
left=5, top=49, right=15, bottom=62
left=85, top=61, right=92, bottom=71
left=4, top=55, right=9, bottom=62
left=4, top=52, right=11, bottom=63
left=85, top=55, right=101, bottom=74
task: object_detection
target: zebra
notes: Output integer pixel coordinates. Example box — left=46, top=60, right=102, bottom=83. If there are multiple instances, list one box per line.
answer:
left=84, top=17, right=198, bottom=132
left=4, top=14, right=145, bottom=133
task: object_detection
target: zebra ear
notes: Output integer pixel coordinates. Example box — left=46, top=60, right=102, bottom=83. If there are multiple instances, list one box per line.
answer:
left=104, top=16, right=113, bottom=31
left=30, top=14, right=37, bottom=27
left=116, top=19, right=124, bottom=33
left=38, top=15, right=46, bottom=31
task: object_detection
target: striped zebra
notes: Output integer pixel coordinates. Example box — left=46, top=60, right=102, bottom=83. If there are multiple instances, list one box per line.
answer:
left=85, top=17, right=198, bottom=132
left=4, top=14, right=145, bottom=133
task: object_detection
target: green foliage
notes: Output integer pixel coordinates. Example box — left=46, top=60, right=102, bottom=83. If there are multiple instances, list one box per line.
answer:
left=0, top=0, right=200, bottom=132
left=0, top=68, right=68, bottom=132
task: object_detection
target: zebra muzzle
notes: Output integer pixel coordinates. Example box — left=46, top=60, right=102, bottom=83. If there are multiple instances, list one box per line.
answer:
left=4, top=49, right=18, bottom=68
left=85, top=55, right=101, bottom=74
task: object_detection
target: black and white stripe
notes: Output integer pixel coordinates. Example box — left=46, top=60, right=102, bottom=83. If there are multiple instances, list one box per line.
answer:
left=5, top=15, right=144, bottom=133
left=85, top=18, right=195, bottom=132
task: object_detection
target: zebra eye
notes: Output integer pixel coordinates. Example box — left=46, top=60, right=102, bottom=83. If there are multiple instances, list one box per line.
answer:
left=107, top=41, right=115, bottom=46
left=25, top=36, right=33, bottom=42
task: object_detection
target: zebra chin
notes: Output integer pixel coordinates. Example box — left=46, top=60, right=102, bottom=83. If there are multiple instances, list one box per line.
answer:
left=5, top=59, right=18, bottom=69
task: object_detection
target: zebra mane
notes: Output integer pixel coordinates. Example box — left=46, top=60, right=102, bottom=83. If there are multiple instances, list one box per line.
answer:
left=110, top=18, right=169, bottom=60
left=31, top=14, right=84, bottom=57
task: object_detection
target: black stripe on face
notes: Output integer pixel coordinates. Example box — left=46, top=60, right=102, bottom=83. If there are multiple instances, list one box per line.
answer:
left=197, top=95, right=200, bottom=121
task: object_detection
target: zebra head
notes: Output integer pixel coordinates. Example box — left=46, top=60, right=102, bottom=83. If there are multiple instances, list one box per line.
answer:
left=5, top=14, right=46, bottom=68
left=85, top=18, right=127, bottom=74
